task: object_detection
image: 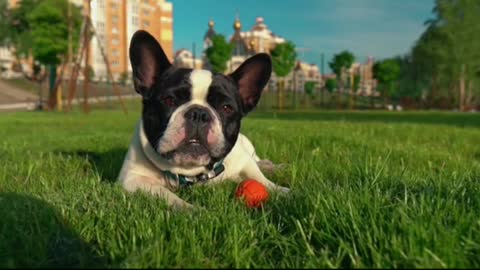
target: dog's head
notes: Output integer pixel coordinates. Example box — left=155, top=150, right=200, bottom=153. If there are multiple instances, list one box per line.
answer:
left=129, top=30, right=271, bottom=169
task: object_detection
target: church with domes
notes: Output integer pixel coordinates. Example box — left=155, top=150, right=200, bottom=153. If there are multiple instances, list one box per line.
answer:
left=174, top=16, right=323, bottom=93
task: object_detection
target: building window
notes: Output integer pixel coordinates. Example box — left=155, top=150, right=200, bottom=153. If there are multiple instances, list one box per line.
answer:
left=97, top=0, right=105, bottom=8
left=112, top=38, right=119, bottom=45
left=132, top=4, right=138, bottom=13
left=110, top=2, right=118, bottom=9
left=111, top=15, right=118, bottom=25
left=143, top=0, right=148, bottom=3
left=111, top=59, right=119, bottom=66
left=96, top=22, right=105, bottom=32
left=111, top=50, right=120, bottom=56
left=132, top=16, right=139, bottom=26
left=142, top=20, right=150, bottom=27
left=143, top=9, right=150, bottom=16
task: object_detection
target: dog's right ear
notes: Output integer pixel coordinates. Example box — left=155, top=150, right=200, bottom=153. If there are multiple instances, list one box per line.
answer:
left=129, top=30, right=171, bottom=96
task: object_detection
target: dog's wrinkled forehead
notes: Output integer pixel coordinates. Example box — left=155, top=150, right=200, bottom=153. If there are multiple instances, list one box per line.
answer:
left=189, top=69, right=213, bottom=105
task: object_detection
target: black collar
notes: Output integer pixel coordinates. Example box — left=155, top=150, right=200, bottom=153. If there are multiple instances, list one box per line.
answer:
left=161, top=159, right=225, bottom=187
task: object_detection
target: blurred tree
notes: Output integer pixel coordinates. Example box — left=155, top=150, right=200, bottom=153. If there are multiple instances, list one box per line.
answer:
left=1, top=0, right=81, bottom=109
left=2, top=0, right=41, bottom=79
left=329, top=51, right=355, bottom=108
left=27, top=0, right=82, bottom=109
left=329, top=51, right=355, bottom=91
left=270, top=41, right=296, bottom=111
left=325, top=78, right=337, bottom=93
left=304, top=81, right=316, bottom=96
left=350, top=73, right=360, bottom=109
left=0, top=0, right=9, bottom=46
left=373, top=59, right=401, bottom=108
left=393, top=55, right=426, bottom=109
left=325, top=78, right=337, bottom=107
left=118, top=71, right=129, bottom=86
left=85, top=65, right=95, bottom=81
left=205, top=34, right=233, bottom=73
left=423, top=0, right=480, bottom=110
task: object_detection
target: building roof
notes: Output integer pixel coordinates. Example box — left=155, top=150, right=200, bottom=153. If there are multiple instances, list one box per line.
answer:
left=230, top=17, right=250, bottom=56
left=174, top=49, right=193, bottom=59
left=204, top=20, right=217, bottom=41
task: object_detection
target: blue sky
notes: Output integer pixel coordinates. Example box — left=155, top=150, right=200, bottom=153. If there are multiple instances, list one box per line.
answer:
left=170, top=0, right=435, bottom=73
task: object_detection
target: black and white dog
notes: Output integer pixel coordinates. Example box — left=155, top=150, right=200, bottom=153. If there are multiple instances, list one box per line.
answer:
left=118, top=30, right=289, bottom=209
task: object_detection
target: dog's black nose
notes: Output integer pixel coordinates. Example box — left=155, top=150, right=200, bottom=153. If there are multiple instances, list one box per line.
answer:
left=185, top=106, right=211, bottom=125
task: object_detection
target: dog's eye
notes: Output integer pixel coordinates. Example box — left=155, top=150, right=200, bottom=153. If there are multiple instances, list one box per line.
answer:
left=162, top=96, right=175, bottom=107
left=222, top=104, right=233, bottom=114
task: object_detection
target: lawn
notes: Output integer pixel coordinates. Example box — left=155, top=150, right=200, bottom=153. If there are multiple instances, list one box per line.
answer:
left=0, top=108, right=479, bottom=268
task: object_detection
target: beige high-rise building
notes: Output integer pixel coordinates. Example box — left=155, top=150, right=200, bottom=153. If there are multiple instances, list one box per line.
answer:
left=86, top=0, right=173, bottom=80
left=1, top=0, right=173, bottom=81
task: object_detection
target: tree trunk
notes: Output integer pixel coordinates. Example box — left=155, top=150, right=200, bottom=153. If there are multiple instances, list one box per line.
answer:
left=448, top=82, right=457, bottom=110
left=349, top=91, right=354, bottom=110
left=465, top=79, right=473, bottom=110
left=277, top=79, right=285, bottom=111
left=37, top=80, right=43, bottom=110
left=47, top=64, right=57, bottom=110
left=335, top=91, right=340, bottom=110
left=292, top=73, right=297, bottom=110
left=459, top=64, right=466, bottom=111
left=282, top=78, right=286, bottom=111
left=320, top=87, right=324, bottom=108
left=429, top=74, right=438, bottom=109
left=382, top=85, right=388, bottom=109
left=352, top=93, right=356, bottom=110
left=276, top=80, right=280, bottom=110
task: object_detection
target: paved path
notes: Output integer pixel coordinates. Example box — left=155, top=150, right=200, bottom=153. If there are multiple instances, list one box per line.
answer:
left=0, top=94, right=140, bottom=111
left=0, top=79, right=140, bottom=112
left=0, top=79, right=38, bottom=104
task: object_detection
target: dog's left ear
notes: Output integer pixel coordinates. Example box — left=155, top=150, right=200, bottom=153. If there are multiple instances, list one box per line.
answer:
left=229, top=53, right=272, bottom=114
left=129, top=30, right=171, bottom=97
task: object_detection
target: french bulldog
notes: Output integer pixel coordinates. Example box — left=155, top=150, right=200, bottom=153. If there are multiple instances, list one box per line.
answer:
left=118, top=30, right=290, bottom=209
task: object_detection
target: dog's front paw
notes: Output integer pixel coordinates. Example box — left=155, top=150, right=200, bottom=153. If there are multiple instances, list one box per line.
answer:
left=270, top=185, right=290, bottom=195
left=171, top=201, right=194, bottom=211
left=257, top=159, right=287, bottom=174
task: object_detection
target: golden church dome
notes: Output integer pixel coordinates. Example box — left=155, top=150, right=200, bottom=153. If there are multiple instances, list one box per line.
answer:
left=234, top=19, right=241, bottom=30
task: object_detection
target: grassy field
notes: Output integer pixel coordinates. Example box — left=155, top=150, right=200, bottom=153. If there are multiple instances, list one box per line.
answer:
left=0, top=108, right=479, bottom=268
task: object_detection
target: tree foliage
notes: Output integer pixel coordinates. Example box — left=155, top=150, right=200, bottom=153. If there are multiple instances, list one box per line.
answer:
left=353, top=74, right=361, bottom=92
left=408, top=0, right=480, bottom=109
left=3, top=0, right=41, bottom=57
left=328, top=51, right=355, bottom=79
left=304, top=81, right=316, bottom=96
left=0, top=0, right=9, bottom=46
left=373, top=59, right=401, bottom=86
left=28, top=0, right=82, bottom=66
left=373, top=59, right=401, bottom=105
left=1, top=0, right=82, bottom=110
left=270, top=41, right=297, bottom=77
left=325, top=78, right=337, bottom=93
left=270, top=41, right=297, bottom=110
left=205, top=34, right=233, bottom=73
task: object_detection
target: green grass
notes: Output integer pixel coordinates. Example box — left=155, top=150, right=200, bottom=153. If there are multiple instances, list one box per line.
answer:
left=0, top=109, right=479, bottom=268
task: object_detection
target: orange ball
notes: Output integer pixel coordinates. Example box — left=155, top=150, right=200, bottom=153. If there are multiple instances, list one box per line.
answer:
left=235, top=179, right=269, bottom=208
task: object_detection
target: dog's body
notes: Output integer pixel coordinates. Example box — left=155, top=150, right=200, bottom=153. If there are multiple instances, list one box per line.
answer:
left=118, top=30, right=289, bottom=209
